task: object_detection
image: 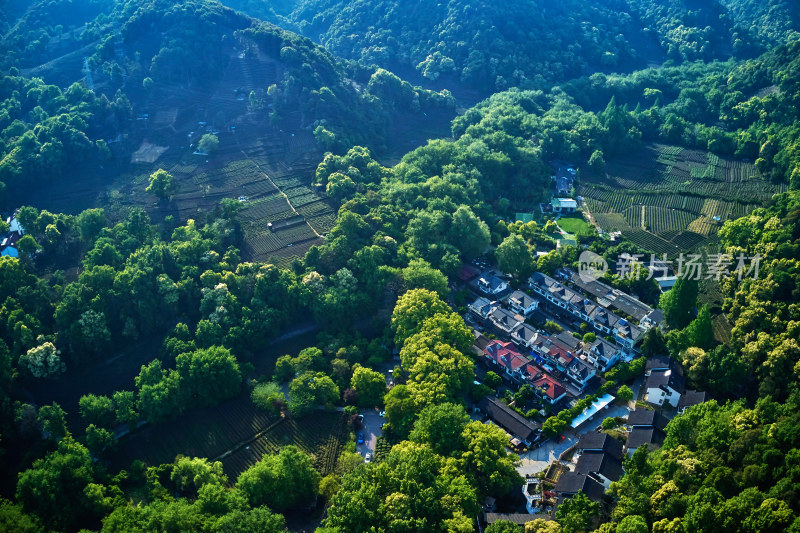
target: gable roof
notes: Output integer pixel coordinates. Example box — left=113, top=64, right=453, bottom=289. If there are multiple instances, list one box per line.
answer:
left=646, top=369, right=685, bottom=393
left=512, top=323, right=539, bottom=344
left=530, top=374, right=567, bottom=400
left=553, top=331, right=581, bottom=351
left=626, top=427, right=666, bottom=450
left=508, top=290, right=537, bottom=309
left=489, top=307, right=522, bottom=330
left=554, top=472, right=606, bottom=502
left=626, top=408, right=669, bottom=432
left=577, top=431, right=624, bottom=460
left=478, top=272, right=507, bottom=291
left=469, top=296, right=496, bottom=315
left=479, top=396, right=541, bottom=442
left=678, top=389, right=708, bottom=410
left=588, top=338, right=619, bottom=359
left=646, top=354, right=675, bottom=372
left=484, top=341, right=528, bottom=372
left=575, top=451, right=623, bottom=482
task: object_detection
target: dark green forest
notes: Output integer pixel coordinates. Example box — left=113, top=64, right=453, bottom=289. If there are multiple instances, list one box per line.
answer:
left=1, top=0, right=800, bottom=532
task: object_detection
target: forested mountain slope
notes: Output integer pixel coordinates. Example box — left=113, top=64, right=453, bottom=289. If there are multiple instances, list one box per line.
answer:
left=279, top=0, right=798, bottom=93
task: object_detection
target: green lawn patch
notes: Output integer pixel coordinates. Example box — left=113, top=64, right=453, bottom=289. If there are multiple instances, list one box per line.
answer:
left=557, top=215, right=593, bottom=236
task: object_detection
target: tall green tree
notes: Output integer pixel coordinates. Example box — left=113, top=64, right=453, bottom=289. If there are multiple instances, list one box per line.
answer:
left=659, top=277, right=699, bottom=329
left=496, top=233, right=534, bottom=280
left=236, top=445, right=320, bottom=512
left=146, top=169, right=173, bottom=199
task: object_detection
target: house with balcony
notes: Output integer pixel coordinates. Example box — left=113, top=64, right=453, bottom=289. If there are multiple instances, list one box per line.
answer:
left=510, top=323, right=539, bottom=351
left=478, top=272, right=509, bottom=296
left=506, top=290, right=540, bottom=317
left=529, top=272, right=643, bottom=349
left=529, top=373, right=567, bottom=405
left=483, top=341, right=530, bottom=383
left=488, top=307, right=523, bottom=339
left=584, top=338, right=622, bottom=372
left=565, top=357, right=596, bottom=391
left=468, top=297, right=497, bottom=321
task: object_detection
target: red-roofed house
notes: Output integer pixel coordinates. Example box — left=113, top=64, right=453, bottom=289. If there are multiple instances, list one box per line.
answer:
left=484, top=341, right=530, bottom=382
left=530, top=374, right=568, bottom=404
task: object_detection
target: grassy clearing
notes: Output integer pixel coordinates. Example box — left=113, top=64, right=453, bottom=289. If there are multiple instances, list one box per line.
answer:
left=557, top=215, right=593, bottom=236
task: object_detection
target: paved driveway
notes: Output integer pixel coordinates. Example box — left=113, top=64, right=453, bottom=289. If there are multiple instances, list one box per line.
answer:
left=358, top=408, right=383, bottom=457
left=517, top=401, right=633, bottom=475
left=517, top=433, right=578, bottom=475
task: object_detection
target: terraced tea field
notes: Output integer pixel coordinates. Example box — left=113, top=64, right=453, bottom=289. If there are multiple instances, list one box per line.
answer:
left=110, top=395, right=348, bottom=480
left=578, top=144, right=784, bottom=253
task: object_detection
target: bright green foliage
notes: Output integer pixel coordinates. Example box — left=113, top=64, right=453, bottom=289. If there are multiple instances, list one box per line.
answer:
left=250, top=382, right=285, bottom=414
left=146, top=169, right=173, bottom=199
left=236, top=445, right=320, bottom=512
left=176, top=346, right=242, bottom=407
left=37, top=403, right=68, bottom=441
left=198, top=134, right=219, bottom=154
left=170, top=457, right=227, bottom=497
left=616, top=385, right=634, bottom=403
left=496, top=233, right=534, bottom=280
left=410, top=403, right=469, bottom=456
left=350, top=364, right=386, bottom=407
left=322, top=441, right=478, bottom=531
left=659, top=277, right=699, bottom=330
left=391, top=288, right=451, bottom=347
left=556, top=493, right=600, bottom=533
left=16, top=438, right=99, bottom=530
left=288, top=371, right=340, bottom=417
left=78, top=394, right=115, bottom=428
left=84, top=425, right=115, bottom=457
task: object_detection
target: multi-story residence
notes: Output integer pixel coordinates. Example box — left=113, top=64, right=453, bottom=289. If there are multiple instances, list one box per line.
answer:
left=584, top=338, right=623, bottom=372
left=468, top=297, right=497, bottom=322
left=488, top=307, right=523, bottom=339
left=506, top=290, right=540, bottom=317
left=529, top=272, right=645, bottom=349
left=478, top=272, right=509, bottom=296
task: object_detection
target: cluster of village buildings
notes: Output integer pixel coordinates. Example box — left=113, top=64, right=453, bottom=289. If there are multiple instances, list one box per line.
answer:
left=462, top=264, right=708, bottom=525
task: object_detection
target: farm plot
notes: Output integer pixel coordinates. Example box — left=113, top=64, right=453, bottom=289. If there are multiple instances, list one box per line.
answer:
left=109, top=395, right=276, bottom=474
left=644, top=207, right=695, bottom=234
left=578, top=143, right=783, bottom=254
left=220, top=411, right=347, bottom=479
left=307, top=212, right=338, bottom=235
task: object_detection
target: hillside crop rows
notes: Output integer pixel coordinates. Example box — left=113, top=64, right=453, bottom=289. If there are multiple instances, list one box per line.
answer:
left=579, top=143, right=783, bottom=253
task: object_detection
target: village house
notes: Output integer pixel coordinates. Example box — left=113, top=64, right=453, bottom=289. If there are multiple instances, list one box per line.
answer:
left=645, top=368, right=685, bottom=408
left=577, top=431, right=624, bottom=460
left=575, top=450, right=623, bottom=489
left=488, top=307, right=524, bottom=339
left=468, top=296, right=497, bottom=321
left=1, top=211, right=25, bottom=258
left=483, top=340, right=530, bottom=383
left=529, top=272, right=644, bottom=349
left=510, top=323, right=539, bottom=351
left=551, top=198, right=578, bottom=214
left=625, top=409, right=668, bottom=455
left=477, top=272, right=509, bottom=296
left=529, top=373, right=568, bottom=405
left=554, top=472, right=606, bottom=503
left=584, top=338, right=623, bottom=372
left=506, top=290, right=540, bottom=317
left=678, top=389, right=708, bottom=414
left=479, top=396, right=541, bottom=449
